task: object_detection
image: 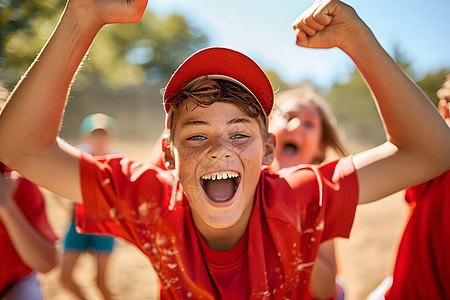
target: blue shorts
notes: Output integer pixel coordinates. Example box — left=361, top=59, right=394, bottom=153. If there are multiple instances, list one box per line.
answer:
left=63, top=217, right=115, bottom=253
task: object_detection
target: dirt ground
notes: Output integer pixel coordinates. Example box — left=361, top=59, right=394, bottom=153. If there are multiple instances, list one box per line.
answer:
left=37, top=141, right=409, bottom=300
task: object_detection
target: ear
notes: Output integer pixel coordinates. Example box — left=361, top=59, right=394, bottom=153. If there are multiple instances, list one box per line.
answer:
left=262, top=133, right=276, bottom=165
left=162, top=135, right=175, bottom=170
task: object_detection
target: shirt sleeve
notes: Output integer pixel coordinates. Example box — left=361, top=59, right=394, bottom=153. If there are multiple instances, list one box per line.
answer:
left=14, top=178, right=59, bottom=242
left=77, top=151, right=171, bottom=244
left=266, top=156, right=359, bottom=242
left=318, top=156, right=359, bottom=241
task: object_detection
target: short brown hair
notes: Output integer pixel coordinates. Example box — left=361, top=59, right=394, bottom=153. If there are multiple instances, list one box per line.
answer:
left=165, top=77, right=268, bottom=140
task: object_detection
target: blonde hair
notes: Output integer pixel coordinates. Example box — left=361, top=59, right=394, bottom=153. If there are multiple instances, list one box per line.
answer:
left=271, top=85, right=348, bottom=162
left=437, top=73, right=450, bottom=101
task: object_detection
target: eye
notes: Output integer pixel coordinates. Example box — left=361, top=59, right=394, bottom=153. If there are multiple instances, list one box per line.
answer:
left=303, top=120, right=315, bottom=129
left=187, top=135, right=206, bottom=141
left=231, top=133, right=249, bottom=140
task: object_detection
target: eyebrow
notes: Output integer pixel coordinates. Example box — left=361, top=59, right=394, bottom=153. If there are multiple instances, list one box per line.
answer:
left=181, top=120, right=210, bottom=128
left=181, top=117, right=252, bottom=128
left=227, top=117, right=252, bottom=125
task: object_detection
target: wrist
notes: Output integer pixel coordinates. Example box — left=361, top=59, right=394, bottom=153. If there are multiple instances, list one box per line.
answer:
left=339, top=21, right=377, bottom=58
left=62, top=4, right=104, bottom=35
left=0, top=195, right=14, bottom=211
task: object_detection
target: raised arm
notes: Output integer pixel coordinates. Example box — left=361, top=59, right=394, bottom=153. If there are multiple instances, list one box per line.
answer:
left=0, top=0, right=147, bottom=202
left=0, top=174, right=57, bottom=273
left=292, top=0, right=450, bottom=203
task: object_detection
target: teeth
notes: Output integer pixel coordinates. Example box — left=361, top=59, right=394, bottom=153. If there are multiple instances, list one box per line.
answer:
left=201, top=171, right=239, bottom=180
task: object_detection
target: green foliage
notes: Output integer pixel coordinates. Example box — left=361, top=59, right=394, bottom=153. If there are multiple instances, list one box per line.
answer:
left=264, top=69, right=291, bottom=93
left=0, top=1, right=209, bottom=89
left=323, top=50, right=448, bottom=151
left=84, top=11, right=209, bottom=87
left=325, top=68, right=386, bottom=151
left=417, top=69, right=449, bottom=106
left=0, top=0, right=65, bottom=87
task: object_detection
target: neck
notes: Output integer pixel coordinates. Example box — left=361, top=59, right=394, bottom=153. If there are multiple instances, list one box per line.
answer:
left=193, top=204, right=252, bottom=251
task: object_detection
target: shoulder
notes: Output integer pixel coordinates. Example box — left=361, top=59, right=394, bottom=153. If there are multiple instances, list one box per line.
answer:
left=406, top=169, right=450, bottom=203
left=264, top=156, right=356, bottom=192
left=14, top=177, right=45, bottom=208
left=79, top=152, right=177, bottom=198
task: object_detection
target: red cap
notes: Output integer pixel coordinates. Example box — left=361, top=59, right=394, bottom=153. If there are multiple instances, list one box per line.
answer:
left=163, top=47, right=274, bottom=117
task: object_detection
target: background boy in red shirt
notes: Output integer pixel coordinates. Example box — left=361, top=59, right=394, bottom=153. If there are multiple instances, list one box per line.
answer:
left=370, top=75, right=450, bottom=300
left=60, top=113, right=118, bottom=299
left=0, top=0, right=449, bottom=299
left=0, top=82, right=58, bottom=300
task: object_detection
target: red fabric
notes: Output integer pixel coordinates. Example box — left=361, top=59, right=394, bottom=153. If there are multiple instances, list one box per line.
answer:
left=0, top=177, right=58, bottom=293
left=163, top=47, right=274, bottom=116
left=78, top=153, right=358, bottom=299
left=386, top=170, right=450, bottom=299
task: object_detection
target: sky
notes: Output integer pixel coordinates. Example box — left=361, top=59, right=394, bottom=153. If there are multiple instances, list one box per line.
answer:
left=148, top=0, right=450, bottom=89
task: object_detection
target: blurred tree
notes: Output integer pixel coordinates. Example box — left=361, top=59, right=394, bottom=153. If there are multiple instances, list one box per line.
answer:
left=0, top=0, right=65, bottom=87
left=264, top=69, right=291, bottom=93
left=85, top=11, right=208, bottom=87
left=0, top=0, right=209, bottom=88
left=324, top=45, right=447, bottom=151
left=417, top=69, right=449, bottom=106
left=325, top=67, right=385, bottom=151
left=392, top=44, right=415, bottom=80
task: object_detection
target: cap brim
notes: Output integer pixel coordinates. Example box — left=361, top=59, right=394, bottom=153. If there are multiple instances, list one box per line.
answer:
left=163, top=47, right=273, bottom=116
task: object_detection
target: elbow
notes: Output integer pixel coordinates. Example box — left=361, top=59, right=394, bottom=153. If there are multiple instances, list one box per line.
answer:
left=28, top=245, right=59, bottom=274
left=39, top=247, right=58, bottom=273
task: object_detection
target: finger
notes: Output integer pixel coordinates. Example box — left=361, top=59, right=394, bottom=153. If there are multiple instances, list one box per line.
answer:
left=296, top=22, right=317, bottom=37
left=294, top=28, right=308, bottom=47
left=313, top=1, right=335, bottom=26
left=438, top=99, right=450, bottom=120
left=305, top=15, right=326, bottom=31
left=292, top=0, right=323, bottom=28
left=292, top=11, right=307, bottom=30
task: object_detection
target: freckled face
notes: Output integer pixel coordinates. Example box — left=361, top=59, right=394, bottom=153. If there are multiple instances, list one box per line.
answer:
left=270, top=101, right=323, bottom=169
left=171, top=100, right=266, bottom=230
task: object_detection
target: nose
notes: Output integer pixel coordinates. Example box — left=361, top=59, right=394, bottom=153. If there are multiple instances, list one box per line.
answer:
left=286, top=117, right=301, bottom=132
left=206, top=135, right=232, bottom=159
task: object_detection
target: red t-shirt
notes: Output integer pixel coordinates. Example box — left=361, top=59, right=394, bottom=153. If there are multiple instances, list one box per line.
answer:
left=78, top=153, right=358, bottom=299
left=386, top=170, right=450, bottom=299
left=0, top=177, right=58, bottom=294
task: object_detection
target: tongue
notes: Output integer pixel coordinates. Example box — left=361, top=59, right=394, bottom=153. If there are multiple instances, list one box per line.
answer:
left=204, top=179, right=236, bottom=202
left=283, top=143, right=298, bottom=156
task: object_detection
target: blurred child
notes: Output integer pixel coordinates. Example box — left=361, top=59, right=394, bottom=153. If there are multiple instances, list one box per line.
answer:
left=368, top=74, right=450, bottom=300
left=0, top=0, right=449, bottom=299
left=0, top=83, right=58, bottom=300
left=60, top=113, right=117, bottom=299
left=269, top=86, right=347, bottom=300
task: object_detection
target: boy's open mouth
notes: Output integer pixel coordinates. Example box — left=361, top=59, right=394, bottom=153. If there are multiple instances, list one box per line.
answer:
left=201, top=171, right=240, bottom=202
left=282, top=141, right=299, bottom=156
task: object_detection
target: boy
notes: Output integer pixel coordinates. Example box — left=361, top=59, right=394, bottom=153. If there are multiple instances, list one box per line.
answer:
left=60, top=113, right=117, bottom=299
left=0, top=0, right=449, bottom=299
left=367, top=75, right=450, bottom=300
left=0, top=84, right=58, bottom=300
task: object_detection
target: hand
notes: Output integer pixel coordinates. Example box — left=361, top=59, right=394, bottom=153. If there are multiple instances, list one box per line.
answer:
left=0, top=172, right=18, bottom=207
left=65, top=0, right=149, bottom=29
left=292, top=0, right=370, bottom=52
left=438, top=99, right=450, bottom=127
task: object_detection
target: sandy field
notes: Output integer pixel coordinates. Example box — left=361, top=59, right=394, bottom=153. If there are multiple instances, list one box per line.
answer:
left=37, top=141, right=409, bottom=300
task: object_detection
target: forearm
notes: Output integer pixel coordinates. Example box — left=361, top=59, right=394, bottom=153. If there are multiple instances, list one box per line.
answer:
left=0, top=201, right=57, bottom=273
left=344, top=29, right=450, bottom=168
left=0, top=9, right=101, bottom=167
left=310, top=240, right=337, bottom=299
